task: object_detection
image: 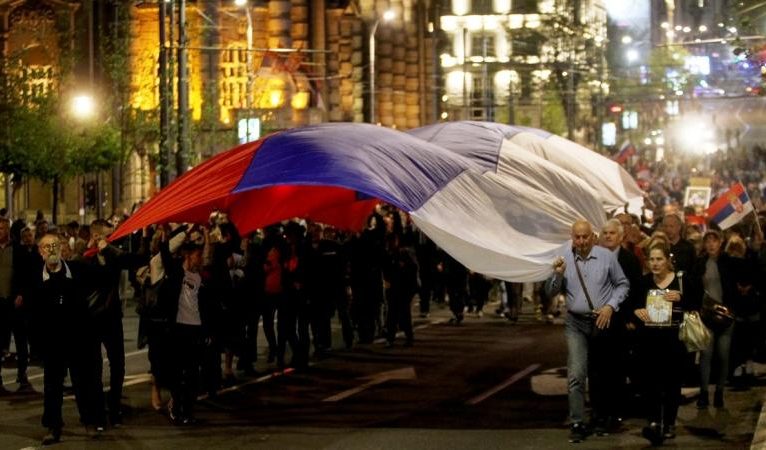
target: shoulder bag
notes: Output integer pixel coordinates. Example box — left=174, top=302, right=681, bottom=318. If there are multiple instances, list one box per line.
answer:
left=677, top=271, right=712, bottom=351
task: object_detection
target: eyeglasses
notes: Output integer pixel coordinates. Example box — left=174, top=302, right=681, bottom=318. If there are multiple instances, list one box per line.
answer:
left=40, top=242, right=60, bottom=252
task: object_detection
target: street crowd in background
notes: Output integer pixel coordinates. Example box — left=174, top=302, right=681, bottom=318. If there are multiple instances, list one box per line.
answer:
left=0, top=146, right=766, bottom=446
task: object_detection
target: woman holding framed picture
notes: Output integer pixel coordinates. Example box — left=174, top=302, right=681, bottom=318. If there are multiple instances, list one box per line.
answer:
left=628, top=243, right=700, bottom=445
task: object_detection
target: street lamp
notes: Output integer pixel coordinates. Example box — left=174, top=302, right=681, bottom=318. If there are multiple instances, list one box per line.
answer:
left=369, top=9, right=395, bottom=124
left=71, top=94, right=96, bottom=120
left=235, top=0, right=255, bottom=142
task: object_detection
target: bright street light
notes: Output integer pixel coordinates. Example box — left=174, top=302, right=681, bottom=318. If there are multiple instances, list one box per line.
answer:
left=71, top=94, right=96, bottom=120
left=621, top=35, right=633, bottom=44
left=369, top=9, right=396, bottom=124
left=234, top=0, right=246, bottom=5
left=626, top=49, right=639, bottom=63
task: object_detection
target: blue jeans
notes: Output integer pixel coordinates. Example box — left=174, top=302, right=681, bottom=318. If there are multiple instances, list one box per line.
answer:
left=700, top=323, right=733, bottom=393
left=565, top=312, right=615, bottom=424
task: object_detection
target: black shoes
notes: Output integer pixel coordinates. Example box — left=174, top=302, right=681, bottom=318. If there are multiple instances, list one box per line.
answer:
left=697, top=391, right=709, bottom=409
left=42, top=427, right=62, bottom=445
left=569, top=422, right=588, bottom=443
left=641, top=422, right=664, bottom=446
left=714, top=390, right=724, bottom=408
left=663, top=424, right=676, bottom=440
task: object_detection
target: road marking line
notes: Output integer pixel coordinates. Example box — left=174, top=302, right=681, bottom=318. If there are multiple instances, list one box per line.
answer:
left=323, top=367, right=416, bottom=402
left=751, top=393, right=766, bottom=449
left=466, top=363, right=541, bottom=406
left=18, top=348, right=148, bottom=383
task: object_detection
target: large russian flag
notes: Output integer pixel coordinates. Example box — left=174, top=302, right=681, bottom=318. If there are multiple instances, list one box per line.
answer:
left=707, top=183, right=753, bottom=230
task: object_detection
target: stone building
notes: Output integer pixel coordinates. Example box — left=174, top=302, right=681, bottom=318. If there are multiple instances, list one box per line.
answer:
left=1, top=0, right=437, bottom=223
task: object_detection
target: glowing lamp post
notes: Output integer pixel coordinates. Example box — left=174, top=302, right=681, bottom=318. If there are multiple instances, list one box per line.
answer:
left=369, top=9, right=395, bottom=124
left=71, top=94, right=96, bottom=120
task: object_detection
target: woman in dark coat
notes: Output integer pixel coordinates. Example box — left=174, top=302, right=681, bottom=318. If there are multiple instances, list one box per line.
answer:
left=627, top=243, right=700, bottom=445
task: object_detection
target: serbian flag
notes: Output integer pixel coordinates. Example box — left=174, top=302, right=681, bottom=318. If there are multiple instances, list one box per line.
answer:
left=614, top=141, right=636, bottom=164
left=707, top=182, right=754, bottom=229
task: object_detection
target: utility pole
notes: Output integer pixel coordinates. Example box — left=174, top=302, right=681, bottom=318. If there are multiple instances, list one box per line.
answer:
left=176, top=0, right=190, bottom=176
left=159, top=0, right=170, bottom=187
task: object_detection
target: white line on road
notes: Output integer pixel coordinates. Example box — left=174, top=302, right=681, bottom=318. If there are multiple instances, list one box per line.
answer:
left=466, top=363, right=541, bottom=406
left=20, top=348, right=148, bottom=383
left=751, top=393, right=766, bottom=450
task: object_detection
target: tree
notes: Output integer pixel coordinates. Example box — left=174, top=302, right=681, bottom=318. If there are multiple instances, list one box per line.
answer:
left=539, top=1, right=607, bottom=143
left=0, top=55, right=121, bottom=222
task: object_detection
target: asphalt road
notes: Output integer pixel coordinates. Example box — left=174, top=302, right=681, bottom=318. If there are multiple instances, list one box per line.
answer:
left=0, top=299, right=763, bottom=450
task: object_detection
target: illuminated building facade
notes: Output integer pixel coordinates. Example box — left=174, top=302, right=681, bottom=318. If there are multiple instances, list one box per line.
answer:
left=437, top=0, right=608, bottom=139
left=1, top=0, right=437, bottom=223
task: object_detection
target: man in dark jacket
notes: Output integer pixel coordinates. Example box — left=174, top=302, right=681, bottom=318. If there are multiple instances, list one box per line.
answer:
left=35, top=234, right=105, bottom=445
left=600, top=218, right=643, bottom=427
left=662, top=213, right=697, bottom=274
left=81, top=219, right=141, bottom=426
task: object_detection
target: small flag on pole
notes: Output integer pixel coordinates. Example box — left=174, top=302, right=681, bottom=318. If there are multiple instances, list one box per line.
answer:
left=614, top=140, right=636, bottom=164
left=707, top=182, right=753, bottom=230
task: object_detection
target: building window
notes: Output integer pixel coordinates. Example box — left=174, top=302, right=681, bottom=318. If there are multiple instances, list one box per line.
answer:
left=21, top=65, right=54, bottom=100
left=220, top=47, right=248, bottom=109
left=512, top=0, right=537, bottom=13
left=471, top=34, right=495, bottom=57
left=471, top=0, right=493, bottom=14
left=511, top=33, right=540, bottom=57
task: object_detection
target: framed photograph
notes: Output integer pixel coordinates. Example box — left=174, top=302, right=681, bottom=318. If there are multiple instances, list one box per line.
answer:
left=646, top=289, right=673, bottom=327
left=684, top=186, right=712, bottom=211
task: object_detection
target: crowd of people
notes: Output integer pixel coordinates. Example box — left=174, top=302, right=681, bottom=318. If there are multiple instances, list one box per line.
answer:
left=1, top=143, right=766, bottom=446
left=0, top=205, right=506, bottom=445
left=547, top=210, right=766, bottom=445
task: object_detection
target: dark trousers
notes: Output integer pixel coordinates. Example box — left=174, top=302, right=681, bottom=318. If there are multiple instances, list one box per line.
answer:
left=310, top=296, right=333, bottom=352
left=418, top=275, right=432, bottom=314
left=639, top=329, right=685, bottom=426
left=0, top=298, right=29, bottom=382
left=146, top=320, right=171, bottom=388
left=169, top=324, right=203, bottom=418
left=385, top=291, right=414, bottom=343
left=93, top=316, right=125, bottom=418
left=336, top=293, right=354, bottom=349
left=447, top=287, right=466, bottom=319
left=276, top=296, right=298, bottom=367
left=42, top=339, right=104, bottom=429
left=243, top=295, right=278, bottom=365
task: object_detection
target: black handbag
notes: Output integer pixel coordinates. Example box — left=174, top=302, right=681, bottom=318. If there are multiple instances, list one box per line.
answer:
left=701, top=303, right=735, bottom=332
left=700, top=291, right=734, bottom=332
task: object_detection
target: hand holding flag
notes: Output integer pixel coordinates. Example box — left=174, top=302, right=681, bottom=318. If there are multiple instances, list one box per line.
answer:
left=707, top=182, right=753, bottom=230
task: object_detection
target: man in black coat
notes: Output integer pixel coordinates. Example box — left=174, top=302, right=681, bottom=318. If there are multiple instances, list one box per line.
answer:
left=662, top=213, right=697, bottom=274
left=601, top=217, right=643, bottom=426
left=34, top=234, right=105, bottom=445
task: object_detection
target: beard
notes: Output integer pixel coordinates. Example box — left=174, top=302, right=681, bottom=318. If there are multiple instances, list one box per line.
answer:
left=46, top=254, right=61, bottom=267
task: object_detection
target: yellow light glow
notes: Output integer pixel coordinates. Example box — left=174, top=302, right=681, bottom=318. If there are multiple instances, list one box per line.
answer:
left=524, top=14, right=540, bottom=28
left=268, top=90, right=284, bottom=108
left=466, top=16, right=482, bottom=31
left=483, top=16, right=499, bottom=31
left=509, top=15, right=523, bottom=29
left=440, top=53, right=458, bottom=68
left=452, top=0, right=469, bottom=16
left=539, top=0, right=555, bottom=13
left=291, top=91, right=309, bottom=110
left=71, top=94, right=96, bottom=120
left=493, top=0, right=510, bottom=14
left=441, top=16, right=459, bottom=32
left=533, top=69, right=551, bottom=81
left=446, top=70, right=471, bottom=97
left=253, top=75, right=286, bottom=109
